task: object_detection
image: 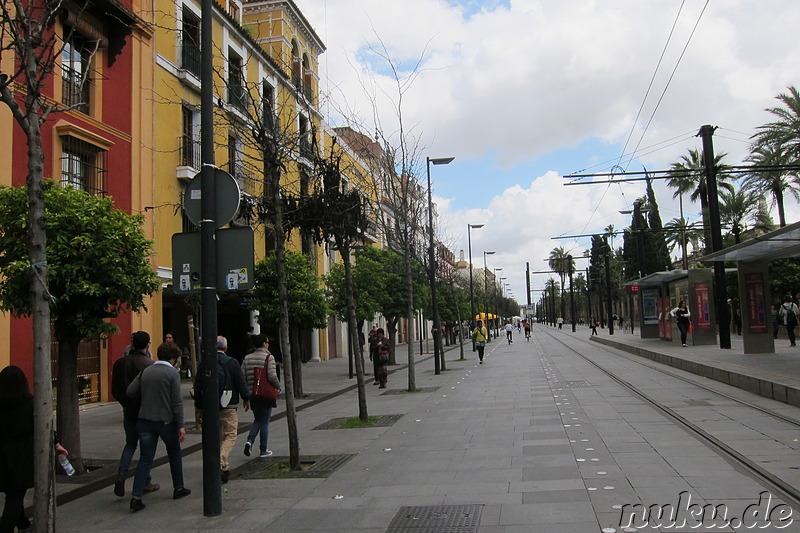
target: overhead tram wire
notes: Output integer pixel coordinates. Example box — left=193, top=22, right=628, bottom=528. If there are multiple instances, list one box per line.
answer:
left=564, top=164, right=800, bottom=185
left=623, top=0, right=711, bottom=172
left=615, top=0, right=687, bottom=171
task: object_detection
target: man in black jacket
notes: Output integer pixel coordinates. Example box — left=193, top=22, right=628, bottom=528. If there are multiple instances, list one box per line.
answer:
left=217, top=336, right=250, bottom=483
left=111, top=331, right=157, bottom=497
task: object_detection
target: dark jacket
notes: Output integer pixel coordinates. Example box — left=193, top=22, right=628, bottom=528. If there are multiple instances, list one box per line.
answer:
left=0, top=397, right=34, bottom=492
left=219, top=352, right=250, bottom=408
left=111, top=349, right=153, bottom=419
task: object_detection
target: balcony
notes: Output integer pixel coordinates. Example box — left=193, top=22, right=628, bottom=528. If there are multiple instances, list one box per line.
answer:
left=181, top=40, right=201, bottom=79
left=230, top=164, right=261, bottom=197
left=179, top=135, right=200, bottom=171
left=228, top=82, right=249, bottom=113
left=299, top=136, right=313, bottom=160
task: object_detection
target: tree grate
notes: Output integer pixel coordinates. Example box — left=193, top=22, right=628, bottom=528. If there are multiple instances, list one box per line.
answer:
left=549, top=380, right=591, bottom=388
left=385, top=504, right=483, bottom=533
left=381, top=386, right=439, bottom=395
left=233, top=454, right=355, bottom=479
left=312, top=414, right=403, bottom=430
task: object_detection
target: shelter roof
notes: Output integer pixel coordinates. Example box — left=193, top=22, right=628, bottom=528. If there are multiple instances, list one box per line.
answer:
left=700, top=221, right=800, bottom=263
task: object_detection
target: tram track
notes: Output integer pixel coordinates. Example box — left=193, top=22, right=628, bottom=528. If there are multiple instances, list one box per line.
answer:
left=535, top=326, right=800, bottom=513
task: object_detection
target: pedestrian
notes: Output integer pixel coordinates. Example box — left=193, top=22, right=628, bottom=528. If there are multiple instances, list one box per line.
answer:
left=371, top=328, right=390, bottom=388
left=557, top=316, right=563, bottom=330
left=125, top=342, right=190, bottom=512
left=216, top=336, right=250, bottom=483
left=670, top=300, right=692, bottom=347
left=111, top=330, right=158, bottom=498
left=771, top=304, right=780, bottom=340
left=241, top=334, right=281, bottom=458
left=590, top=318, right=598, bottom=336
left=0, top=366, right=70, bottom=533
left=472, top=320, right=489, bottom=363
left=779, top=295, right=799, bottom=347
left=504, top=322, right=513, bottom=344
left=368, top=327, right=380, bottom=385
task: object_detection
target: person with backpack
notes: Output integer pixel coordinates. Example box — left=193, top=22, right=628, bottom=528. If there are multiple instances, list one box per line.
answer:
left=779, top=295, right=799, bottom=347
left=216, top=336, right=250, bottom=483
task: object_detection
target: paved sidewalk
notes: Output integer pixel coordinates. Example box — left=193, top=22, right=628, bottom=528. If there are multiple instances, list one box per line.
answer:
left=47, top=330, right=800, bottom=531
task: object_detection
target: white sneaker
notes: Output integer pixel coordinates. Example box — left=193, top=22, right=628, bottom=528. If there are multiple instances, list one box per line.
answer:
left=259, top=450, right=273, bottom=458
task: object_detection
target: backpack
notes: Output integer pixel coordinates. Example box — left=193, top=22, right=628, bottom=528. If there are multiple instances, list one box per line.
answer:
left=192, top=354, right=234, bottom=408
left=785, top=304, right=799, bottom=328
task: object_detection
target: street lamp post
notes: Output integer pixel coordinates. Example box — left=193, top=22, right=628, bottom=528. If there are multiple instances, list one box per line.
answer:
left=568, top=254, right=576, bottom=332
left=467, top=223, right=484, bottom=351
left=483, top=251, right=495, bottom=339
left=496, top=270, right=504, bottom=335
left=426, top=156, right=454, bottom=375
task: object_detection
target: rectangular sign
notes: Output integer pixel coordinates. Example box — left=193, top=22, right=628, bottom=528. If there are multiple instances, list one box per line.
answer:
left=642, top=289, right=659, bottom=325
left=745, top=273, right=767, bottom=334
left=694, top=283, right=711, bottom=328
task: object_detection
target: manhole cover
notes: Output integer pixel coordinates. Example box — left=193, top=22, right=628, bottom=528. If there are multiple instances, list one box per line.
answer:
left=312, top=414, right=404, bottom=430
left=382, top=387, right=439, bottom=395
left=233, top=454, right=355, bottom=479
left=550, top=380, right=591, bottom=388
left=386, top=504, right=483, bottom=533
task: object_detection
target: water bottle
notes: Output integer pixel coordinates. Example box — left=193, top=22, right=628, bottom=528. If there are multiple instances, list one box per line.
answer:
left=58, top=454, right=75, bottom=476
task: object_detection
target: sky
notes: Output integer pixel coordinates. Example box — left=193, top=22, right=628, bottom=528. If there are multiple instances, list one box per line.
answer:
left=293, top=0, right=800, bottom=308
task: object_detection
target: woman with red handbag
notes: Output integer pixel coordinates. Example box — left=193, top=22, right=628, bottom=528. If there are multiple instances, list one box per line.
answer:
left=242, top=334, right=281, bottom=458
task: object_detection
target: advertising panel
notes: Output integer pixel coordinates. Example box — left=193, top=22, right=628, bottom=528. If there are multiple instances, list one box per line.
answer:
left=745, top=273, right=767, bottom=334
left=694, top=283, right=711, bottom=328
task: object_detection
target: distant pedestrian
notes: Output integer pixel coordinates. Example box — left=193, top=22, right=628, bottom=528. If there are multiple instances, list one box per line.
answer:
left=670, top=300, right=692, bottom=347
left=126, top=342, right=190, bottom=512
left=242, top=335, right=281, bottom=458
left=472, top=320, right=489, bottom=363
left=590, top=319, right=598, bottom=336
left=779, top=295, right=799, bottom=347
left=557, top=317, right=563, bottom=330
left=111, top=330, right=157, bottom=498
left=772, top=304, right=780, bottom=339
left=371, top=328, right=390, bottom=388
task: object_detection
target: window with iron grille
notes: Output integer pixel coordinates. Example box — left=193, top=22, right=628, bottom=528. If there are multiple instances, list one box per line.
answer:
left=60, top=136, right=107, bottom=196
left=228, top=49, right=247, bottom=111
left=181, top=7, right=201, bottom=78
left=61, top=28, right=93, bottom=113
left=181, top=105, right=200, bottom=169
left=262, top=81, right=275, bottom=132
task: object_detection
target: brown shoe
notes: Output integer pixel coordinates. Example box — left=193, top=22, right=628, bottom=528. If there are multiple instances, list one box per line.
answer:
left=143, top=483, right=160, bottom=493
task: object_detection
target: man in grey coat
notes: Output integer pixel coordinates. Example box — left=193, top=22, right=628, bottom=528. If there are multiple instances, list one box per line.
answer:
left=126, top=342, right=191, bottom=511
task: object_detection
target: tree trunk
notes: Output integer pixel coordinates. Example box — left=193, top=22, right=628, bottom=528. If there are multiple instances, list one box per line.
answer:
left=26, top=117, right=57, bottom=532
left=343, top=247, right=368, bottom=420
left=386, top=317, right=398, bottom=364
left=56, top=334, right=84, bottom=474
left=776, top=191, right=786, bottom=227
left=289, top=324, right=304, bottom=398
left=270, top=167, right=300, bottom=470
left=404, top=250, right=416, bottom=392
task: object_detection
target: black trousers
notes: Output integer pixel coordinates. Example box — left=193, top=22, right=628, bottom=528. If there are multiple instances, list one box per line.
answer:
left=1, top=489, right=29, bottom=533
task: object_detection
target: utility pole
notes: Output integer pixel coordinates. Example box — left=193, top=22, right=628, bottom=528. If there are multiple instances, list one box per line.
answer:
left=699, top=124, right=731, bottom=349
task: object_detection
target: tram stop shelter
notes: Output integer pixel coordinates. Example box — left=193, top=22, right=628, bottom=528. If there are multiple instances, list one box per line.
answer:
left=701, top=220, right=800, bottom=354
left=626, top=268, right=718, bottom=347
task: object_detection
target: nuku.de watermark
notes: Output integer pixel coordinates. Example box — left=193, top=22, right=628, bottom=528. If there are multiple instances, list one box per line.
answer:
left=619, top=491, right=793, bottom=529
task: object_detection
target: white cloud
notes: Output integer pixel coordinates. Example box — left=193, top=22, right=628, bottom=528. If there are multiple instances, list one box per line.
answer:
left=296, top=0, right=800, bottom=302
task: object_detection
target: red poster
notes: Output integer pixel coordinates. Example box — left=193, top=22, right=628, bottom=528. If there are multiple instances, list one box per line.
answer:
left=745, top=273, right=767, bottom=333
left=694, top=283, right=711, bottom=328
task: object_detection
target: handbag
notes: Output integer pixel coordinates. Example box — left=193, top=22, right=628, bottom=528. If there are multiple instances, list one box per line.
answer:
left=252, top=355, right=278, bottom=407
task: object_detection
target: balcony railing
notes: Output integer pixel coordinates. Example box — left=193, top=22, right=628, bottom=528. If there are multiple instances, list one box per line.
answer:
left=230, top=164, right=260, bottom=196
left=181, top=40, right=201, bottom=79
left=179, top=135, right=200, bottom=169
left=228, top=82, right=248, bottom=112
left=62, top=68, right=90, bottom=113
left=299, top=136, right=312, bottom=159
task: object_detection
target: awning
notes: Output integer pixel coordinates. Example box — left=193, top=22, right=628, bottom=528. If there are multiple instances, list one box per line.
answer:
left=625, top=270, right=688, bottom=288
left=475, top=313, right=497, bottom=320
left=700, top=220, right=800, bottom=262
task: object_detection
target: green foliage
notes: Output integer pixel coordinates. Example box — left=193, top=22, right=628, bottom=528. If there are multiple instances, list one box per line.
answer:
left=324, top=246, right=427, bottom=323
left=0, top=182, right=159, bottom=340
left=254, top=249, right=328, bottom=329
left=768, top=258, right=800, bottom=303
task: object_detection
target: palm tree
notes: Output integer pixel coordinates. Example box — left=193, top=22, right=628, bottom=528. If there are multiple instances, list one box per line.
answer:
left=718, top=186, right=761, bottom=244
left=548, top=246, right=574, bottom=321
left=604, top=224, right=615, bottom=249
left=752, top=85, right=800, bottom=160
left=743, top=143, right=799, bottom=228
left=666, top=148, right=732, bottom=254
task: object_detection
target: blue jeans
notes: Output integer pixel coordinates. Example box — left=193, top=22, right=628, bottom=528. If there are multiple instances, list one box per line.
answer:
left=118, top=415, right=147, bottom=479
left=132, top=419, right=184, bottom=497
left=246, top=402, right=273, bottom=454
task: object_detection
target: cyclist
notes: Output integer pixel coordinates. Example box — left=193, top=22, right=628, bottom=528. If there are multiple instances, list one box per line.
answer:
left=523, top=320, right=531, bottom=341
left=504, top=322, right=514, bottom=344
